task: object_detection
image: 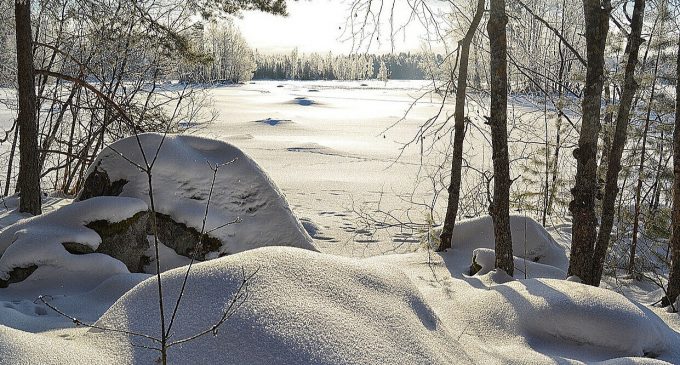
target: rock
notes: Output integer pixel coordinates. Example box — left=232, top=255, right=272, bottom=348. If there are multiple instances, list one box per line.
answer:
left=0, top=266, right=38, bottom=288
left=76, top=134, right=316, bottom=262
left=0, top=197, right=149, bottom=284
left=149, top=213, right=221, bottom=260
left=86, top=211, right=150, bottom=272
left=78, top=164, right=128, bottom=201
left=59, top=210, right=150, bottom=273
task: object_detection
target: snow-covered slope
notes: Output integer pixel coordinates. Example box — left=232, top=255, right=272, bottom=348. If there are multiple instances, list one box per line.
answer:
left=80, top=133, right=316, bottom=255
left=0, top=243, right=678, bottom=364
left=369, top=251, right=680, bottom=364
left=92, top=247, right=468, bottom=365
left=0, top=197, right=147, bottom=281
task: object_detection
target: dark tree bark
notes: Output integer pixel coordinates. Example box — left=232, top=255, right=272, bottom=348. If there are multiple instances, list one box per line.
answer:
left=567, top=0, right=610, bottom=284
left=666, top=34, right=680, bottom=306
left=438, top=0, right=486, bottom=252
left=488, top=0, right=513, bottom=276
left=592, top=0, right=646, bottom=286
left=15, top=0, right=42, bottom=215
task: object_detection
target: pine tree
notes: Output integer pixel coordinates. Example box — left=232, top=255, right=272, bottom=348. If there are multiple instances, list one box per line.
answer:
left=377, top=59, right=389, bottom=84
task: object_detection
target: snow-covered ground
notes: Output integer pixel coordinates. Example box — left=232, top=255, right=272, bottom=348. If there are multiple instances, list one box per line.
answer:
left=198, top=80, right=474, bottom=255
left=0, top=80, right=678, bottom=364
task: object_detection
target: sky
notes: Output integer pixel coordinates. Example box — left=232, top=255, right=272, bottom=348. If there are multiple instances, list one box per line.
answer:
left=234, top=0, right=432, bottom=55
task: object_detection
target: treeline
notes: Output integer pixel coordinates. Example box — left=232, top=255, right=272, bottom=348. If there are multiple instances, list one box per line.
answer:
left=252, top=51, right=429, bottom=80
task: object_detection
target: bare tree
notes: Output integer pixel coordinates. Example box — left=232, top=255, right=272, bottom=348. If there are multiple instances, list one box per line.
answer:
left=567, top=0, right=611, bottom=284
left=488, top=0, right=514, bottom=275
left=438, top=0, right=485, bottom=252
left=592, top=0, right=646, bottom=286
left=14, top=0, right=41, bottom=214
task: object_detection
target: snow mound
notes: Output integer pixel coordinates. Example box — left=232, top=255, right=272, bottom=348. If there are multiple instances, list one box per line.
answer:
left=290, top=96, right=317, bottom=106
left=0, top=325, right=114, bottom=365
left=0, top=273, right=148, bottom=333
left=94, top=247, right=468, bottom=364
left=452, top=215, right=567, bottom=269
left=80, top=133, right=316, bottom=255
left=480, top=278, right=677, bottom=357
left=471, top=247, right=566, bottom=279
left=0, top=197, right=147, bottom=281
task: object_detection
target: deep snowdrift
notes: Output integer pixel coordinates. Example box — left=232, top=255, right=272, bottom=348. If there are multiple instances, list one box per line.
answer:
left=80, top=133, right=316, bottom=255
left=0, top=197, right=147, bottom=282
left=370, top=251, right=680, bottom=364
left=92, top=247, right=468, bottom=365
left=451, top=215, right=569, bottom=270
left=0, top=240, right=678, bottom=364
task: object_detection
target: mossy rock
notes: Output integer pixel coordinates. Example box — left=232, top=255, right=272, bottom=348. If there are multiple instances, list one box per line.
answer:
left=77, top=164, right=128, bottom=201
left=86, top=211, right=151, bottom=272
left=78, top=160, right=225, bottom=262
left=148, top=213, right=222, bottom=261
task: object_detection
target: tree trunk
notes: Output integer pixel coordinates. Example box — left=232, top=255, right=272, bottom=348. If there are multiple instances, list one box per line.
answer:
left=488, top=0, right=513, bottom=276
left=665, top=34, right=680, bottom=306
left=592, top=0, right=646, bottom=286
left=4, top=125, right=19, bottom=197
left=438, top=0, right=485, bottom=251
left=567, top=0, right=610, bottom=284
left=15, top=0, right=42, bottom=215
left=629, top=38, right=662, bottom=276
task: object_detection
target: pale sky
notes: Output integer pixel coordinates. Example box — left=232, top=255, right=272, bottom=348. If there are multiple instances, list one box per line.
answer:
left=234, top=0, right=433, bottom=54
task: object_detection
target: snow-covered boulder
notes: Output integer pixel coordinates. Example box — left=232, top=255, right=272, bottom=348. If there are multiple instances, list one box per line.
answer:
left=477, top=277, right=677, bottom=357
left=0, top=197, right=149, bottom=286
left=470, top=247, right=566, bottom=279
left=77, top=133, right=316, bottom=259
left=92, top=247, right=468, bottom=364
left=452, top=215, right=568, bottom=270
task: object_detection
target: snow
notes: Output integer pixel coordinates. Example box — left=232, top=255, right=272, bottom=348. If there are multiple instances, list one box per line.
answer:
left=471, top=248, right=567, bottom=279
left=451, top=215, right=569, bottom=270
left=369, top=251, right=680, bottom=364
left=84, top=133, right=316, bottom=255
left=0, top=81, right=678, bottom=364
left=91, top=247, right=468, bottom=364
left=0, top=197, right=147, bottom=281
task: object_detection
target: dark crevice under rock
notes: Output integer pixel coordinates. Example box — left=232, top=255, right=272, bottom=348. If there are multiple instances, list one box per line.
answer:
left=0, top=265, right=38, bottom=288
left=62, top=242, right=95, bottom=255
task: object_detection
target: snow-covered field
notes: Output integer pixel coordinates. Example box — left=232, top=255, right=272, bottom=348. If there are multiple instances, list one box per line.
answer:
left=0, top=80, right=679, bottom=364
left=199, top=80, right=486, bottom=255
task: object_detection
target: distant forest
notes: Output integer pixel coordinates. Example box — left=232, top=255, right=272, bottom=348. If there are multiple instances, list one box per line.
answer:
left=252, top=51, right=430, bottom=81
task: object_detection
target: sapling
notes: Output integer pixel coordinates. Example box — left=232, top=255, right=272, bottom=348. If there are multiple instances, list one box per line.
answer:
left=38, top=76, right=248, bottom=365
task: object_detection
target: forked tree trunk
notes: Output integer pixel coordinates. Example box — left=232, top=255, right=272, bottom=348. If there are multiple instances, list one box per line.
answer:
left=567, top=0, right=610, bottom=284
left=488, top=0, right=513, bottom=276
left=665, top=34, right=680, bottom=306
left=15, top=0, right=42, bottom=215
left=438, top=0, right=486, bottom=251
left=592, top=0, right=646, bottom=286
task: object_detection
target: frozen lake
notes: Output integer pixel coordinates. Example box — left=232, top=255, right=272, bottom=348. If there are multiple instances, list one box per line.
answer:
left=0, top=80, right=575, bottom=255
left=195, top=80, right=574, bottom=255
left=197, top=80, right=457, bottom=255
